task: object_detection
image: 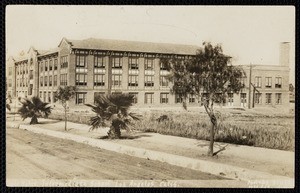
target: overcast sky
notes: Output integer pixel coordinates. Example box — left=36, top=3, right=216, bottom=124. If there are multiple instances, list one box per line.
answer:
left=6, top=5, right=295, bottom=84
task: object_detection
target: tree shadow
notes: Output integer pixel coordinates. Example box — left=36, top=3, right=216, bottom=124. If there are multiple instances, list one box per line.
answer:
left=97, top=134, right=152, bottom=140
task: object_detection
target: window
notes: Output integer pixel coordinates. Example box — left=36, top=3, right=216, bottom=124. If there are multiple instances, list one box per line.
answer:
left=40, top=62, right=43, bottom=72
left=54, top=75, right=57, bottom=86
left=61, top=56, right=68, bottom=68
left=128, top=75, right=138, bottom=87
left=45, top=61, right=48, bottom=71
left=8, top=79, right=12, bottom=87
left=112, top=74, right=122, bottom=86
left=145, top=58, right=154, bottom=70
left=8, top=67, right=12, bottom=75
left=254, top=77, right=262, bottom=88
left=94, top=56, right=105, bottom=68
left=145, top=93, right=154, bottom=104
left=94, top=92, right=105, bottom=104
left=76, top=74, right=87, bottom=86
left=40, top=77, right=43, bottom=87
left=145, top=75, right=154, bottom=87
left=49, top=76, right=52, bottom=86
left=240, top=93, right=247, bottom=103
left=275, top=77, right=282, bottom=88
left=54, top=59, right=58, bottom=70
left=275, top=93, right=282, bottom=104
left=60, top=74, right=67, bottom=86
left=76, top=92, right=87, bottom=105
left=49, top=60, right=53, bottom=71
left=53, top=92, right=57, bottom=102
left=266, top=93, right=272, bottom=104
left=160, top=93, right=169, bottom=104
left=25, top=78, right=28, bottom=87
left=265, top=77, right=272, bottom=88
left=160, top=61, right=168, bottom=70
left=189, top=94, right=196, bottom=103
left=129, top=57, right=139, bottom=69
left=254, top=93, right=262, bottom=104
left=44, top=91, right=47, bottom=102
left=29, top=70, right=33, bottom=79
left=48, top=92, right=51, bottom=103
left=129, top=92, right=138, bottom=104
left=94, top=74, right=105, bottom=86
left=76, top=55, right=87, bottom=68
left=112, top=57, right=122, bottom=69
left=175, top=94, right=183, bottom=103
left=39, top=91, right=42, bottom=99
left=29, top=84, right=33, bottom=95
left=160, top=76, right=168, bottom=87
left=44, top=76, right=48, bottom=86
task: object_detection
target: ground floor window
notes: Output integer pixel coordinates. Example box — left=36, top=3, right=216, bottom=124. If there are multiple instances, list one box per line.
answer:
left=160, top=93, right=169, bottom=104
left=189, top=94, right=196, bottom=103
left=53, top=92, right=57, bottom=102
left=240, top=93, right=247, bottom=104
left=175, top=93, right=183, bottom=103
left=145, top=93, right=154, bottom=104
left=275, top=93, right=282, bottom=104
left=129, top=92, right=138, bottom=104
left=254, top=93, right=262, bottom=104
left=266, top=93, right=272, bottom=104
left=76, top=92, right=87, bottom=105
left=44, top=91, right=47, bottom=102
left=48, top=92, right=51, bottom=103
left=39, top=91, right=42, bottom=99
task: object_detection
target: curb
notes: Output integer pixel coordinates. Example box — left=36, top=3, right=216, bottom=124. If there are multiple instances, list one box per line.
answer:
left=19, top=124, right=294, bottom=183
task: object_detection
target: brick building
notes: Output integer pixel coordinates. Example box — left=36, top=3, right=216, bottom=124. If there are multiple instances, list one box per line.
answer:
left=6, top=38, right=290, bottom=110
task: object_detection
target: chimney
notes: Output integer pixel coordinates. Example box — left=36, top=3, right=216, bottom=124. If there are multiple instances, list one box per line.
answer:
left=279, top=42, right=290, bottom=66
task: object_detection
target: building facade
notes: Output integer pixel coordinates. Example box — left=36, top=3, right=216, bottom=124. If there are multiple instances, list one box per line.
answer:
left=6, top=38, right=290, bottom=110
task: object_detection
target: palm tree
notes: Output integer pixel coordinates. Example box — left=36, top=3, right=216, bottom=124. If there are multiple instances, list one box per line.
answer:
left=18, top=96, right=52, bottom=124
left=85, top=94, right=140, bottom=139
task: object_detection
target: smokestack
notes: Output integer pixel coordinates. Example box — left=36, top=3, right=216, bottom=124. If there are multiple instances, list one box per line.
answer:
left=279, top=42, right=290, bottom=66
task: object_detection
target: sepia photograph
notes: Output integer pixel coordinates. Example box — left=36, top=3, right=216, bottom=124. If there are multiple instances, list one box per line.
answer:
left=5, top=5, right=295, bottom=188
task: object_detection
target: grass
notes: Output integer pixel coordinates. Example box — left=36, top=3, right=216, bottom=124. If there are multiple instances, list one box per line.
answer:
left=48, top=108, right=294, bottom=151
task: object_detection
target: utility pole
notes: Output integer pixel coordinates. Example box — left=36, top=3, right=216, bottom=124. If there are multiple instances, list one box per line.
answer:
left=248, top=64, right=252, bottom=109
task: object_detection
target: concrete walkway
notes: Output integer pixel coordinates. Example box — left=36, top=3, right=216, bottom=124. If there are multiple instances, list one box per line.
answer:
left=6, top=116, right=294, bottom=187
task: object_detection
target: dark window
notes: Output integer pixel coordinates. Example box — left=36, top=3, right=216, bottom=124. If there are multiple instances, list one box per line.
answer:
left=48, top=92, right=51, bottom=103
left=53, top=92, right=57, bottom=102
left=275, top=77, right=282, bottom=88
left=112, top=74, right=122, bottom=86
left=94, top=74, right=105, bottom=86
left=189, top=94, right=196, bottom=103
left=49, top=60, right=53, bottom=71
left=40, top=77, right=43, bottom=87
left=45, top=61, right=48, bottom=71
left=160, top=93, right=169, bottom=104
left=76, top=74, right=87, bottom=86
left=160, top=61, right=168, bottom=70
left=49, top=76, right=52, bottom=86
left=145, top=58, right=154, bottom=70
left=128, top=75, right=138, bottom=87
left=60, top=74, right=67, bottom=86
left=266, top=93, right=272, bottom=104
left=29, top=70, right=33, bottom=79
left=61, top=56, right=68, bottom=68
left=76, top=92, right=87, bottom=105
left=175, top=94, right=183, bottom=103
left=145, top=93, right=154, bottom=104
left=129, top=57, right=139, bottom=69
left=44, top=76, right=48, bottom=86
left=112, top=57, right=122, bottom=69
left=129, top=92, right=138, bottom=104
left=275, top=93, right=282, bottom=104
left=54, top=59, right=58, bottom=70
left=265, top=77, right=272, bottom=88
left=40, top=62, right=43, bottom=72
left=145, top=75, right=154, bottom=87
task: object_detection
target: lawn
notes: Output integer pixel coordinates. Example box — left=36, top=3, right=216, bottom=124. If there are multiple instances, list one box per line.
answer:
left=48, top=107, right=295, bottom=151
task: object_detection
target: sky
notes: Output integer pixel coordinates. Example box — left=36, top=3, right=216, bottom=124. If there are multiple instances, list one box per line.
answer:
left=6, top=5, right=295, bottom=84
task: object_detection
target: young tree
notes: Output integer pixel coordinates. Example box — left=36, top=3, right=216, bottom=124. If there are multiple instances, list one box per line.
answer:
left=18, top=96, right=52, bottom=124
left=85, top=94, right=140, bottom=139
left=55, top=86, right=76, bottom=131
left=163, top=42, right=245, bottom=156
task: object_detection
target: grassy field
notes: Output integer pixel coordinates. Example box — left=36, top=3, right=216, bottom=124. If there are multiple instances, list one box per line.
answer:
left=48, top=107, right=294, bottom=151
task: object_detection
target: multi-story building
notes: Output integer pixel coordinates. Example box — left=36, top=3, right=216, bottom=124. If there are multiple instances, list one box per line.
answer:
left=6, top=38, right=290, bottom=110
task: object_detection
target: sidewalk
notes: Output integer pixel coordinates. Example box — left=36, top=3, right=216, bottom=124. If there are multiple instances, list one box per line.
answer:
left=6, top=115, right=294, bottom=184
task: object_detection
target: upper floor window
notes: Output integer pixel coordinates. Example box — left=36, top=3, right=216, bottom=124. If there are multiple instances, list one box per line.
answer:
left=254, top=76, right=262, bottom=88
left=40, top=77, right=43, bottom=87
left=160, top=76, right=168, bottom=87
left=145, top=75, right=154, bottom=87
left=128, top=75, right=138, bottom=87
left=45, top=61, right=48, bottom=71
left=275, top=77, right=282, bottom=88
left=54, top=59, right=58, bottom=70
left=94, top=74, right=105, bottom=86
left=129, top=57, right=139, bottom=69
left=112, top=74, right=122, bottom=86
left=265, top=77, right=272, bottom=88
left=60, top=74, right=67, bottom=86
left=61, top=56, right=68, bottom=68
left=94, top=56, right=105, bottom=68
left=76, top=74, right=87, bottom=86
left=112, top=57, right=122, bottom=69
left=49, top=60, right=53, bottom=71
left=160, top=61, right=168, bottom=70
left=54, top=75, right=57, bottom=86
left=44, top=76, right=48, bottom=86
left=49, top=76, right=52, bottom=86
left=76, top=54, right=87, bottom=68
left=8, top=67, right=12, bottom=75
left=8, top=79, right=12, bottom=87
left=40, top=62, right=44, bottom=72
left=145, top=58, right=154, bottom=70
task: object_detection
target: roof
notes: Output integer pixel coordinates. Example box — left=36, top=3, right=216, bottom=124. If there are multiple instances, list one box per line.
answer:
left=66, top=38, right=199, bottom=55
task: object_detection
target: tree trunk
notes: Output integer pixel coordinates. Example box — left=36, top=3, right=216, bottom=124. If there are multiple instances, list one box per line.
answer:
left=107, top=125, right=121, bottom=139
left=64, top=108, right=67, bottom=131
left=30, top=115, right=38, bottom=125
left=208, top=121, right=215, bottom=156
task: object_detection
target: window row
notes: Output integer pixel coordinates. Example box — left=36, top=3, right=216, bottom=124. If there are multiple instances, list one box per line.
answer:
left=40, top=74, right=64, bottom=87
left=39, top=58, right=59, bottom=72
left=254, top=77, right=282, bottom=88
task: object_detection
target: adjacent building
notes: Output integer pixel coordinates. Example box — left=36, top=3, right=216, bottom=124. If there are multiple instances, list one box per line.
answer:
left=6, top=38, right=290, bottom=110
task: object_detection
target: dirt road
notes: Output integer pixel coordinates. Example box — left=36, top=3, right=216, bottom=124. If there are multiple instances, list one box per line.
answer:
left=6, top=128, right=225, bottom=182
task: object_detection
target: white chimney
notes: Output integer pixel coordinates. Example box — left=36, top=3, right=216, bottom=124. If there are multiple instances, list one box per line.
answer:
left=279, top=42, right=290, bottom=66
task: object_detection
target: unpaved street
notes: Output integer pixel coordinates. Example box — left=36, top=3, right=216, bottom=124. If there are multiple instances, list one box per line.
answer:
left=6, top=128, right=225, bottom=181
